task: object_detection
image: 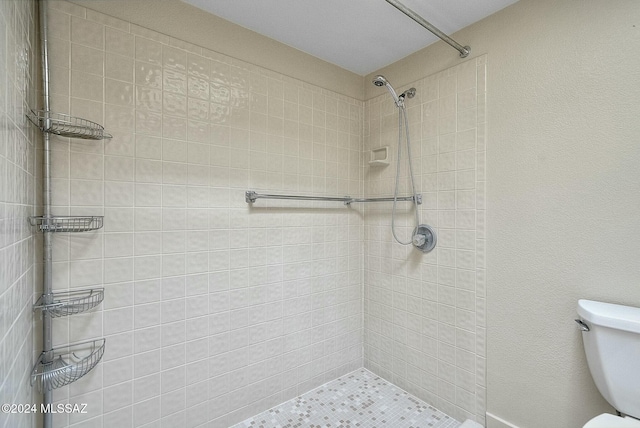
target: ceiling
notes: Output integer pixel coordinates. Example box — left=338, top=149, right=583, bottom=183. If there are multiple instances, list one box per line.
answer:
left=181, top=0, right=518, bottom=75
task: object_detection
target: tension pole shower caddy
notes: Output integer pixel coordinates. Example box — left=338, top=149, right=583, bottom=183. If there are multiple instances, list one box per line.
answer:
left=28, top=1, right=110, bottom=426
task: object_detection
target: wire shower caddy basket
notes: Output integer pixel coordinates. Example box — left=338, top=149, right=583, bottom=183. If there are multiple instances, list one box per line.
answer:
left=26, top=110, right=112, bottom=140
left=29, top=216, right=104, bottom=232
left=31, top=338, right=106, bottom=392
left=33, top=288, right=104, bottom=317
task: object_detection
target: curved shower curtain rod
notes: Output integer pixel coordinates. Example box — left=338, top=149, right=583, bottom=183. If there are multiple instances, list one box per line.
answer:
left=384, top=0, right=471, bottom=58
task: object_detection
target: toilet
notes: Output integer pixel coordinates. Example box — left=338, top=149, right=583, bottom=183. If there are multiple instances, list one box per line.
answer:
left=576, top=299, right=640, bottom=428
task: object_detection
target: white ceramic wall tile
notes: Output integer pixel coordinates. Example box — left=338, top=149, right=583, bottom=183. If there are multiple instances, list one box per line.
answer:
left=46, top=2, right=364, bottom=427
left=364, top=56, right=488, bottom=425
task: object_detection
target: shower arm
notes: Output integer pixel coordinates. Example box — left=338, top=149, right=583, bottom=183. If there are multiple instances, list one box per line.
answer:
left=384, top=0, right=470, bottom=58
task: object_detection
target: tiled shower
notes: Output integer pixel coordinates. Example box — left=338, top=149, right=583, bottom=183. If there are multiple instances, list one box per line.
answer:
left=364, top=60, right=486, bottom=422
left=1, top=0, right=486, bottom=427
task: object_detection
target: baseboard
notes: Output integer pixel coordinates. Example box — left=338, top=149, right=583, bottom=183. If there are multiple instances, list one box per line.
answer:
left=460, top=419, right=484, bottom=428
left=486, top=412, right=520, bottom=428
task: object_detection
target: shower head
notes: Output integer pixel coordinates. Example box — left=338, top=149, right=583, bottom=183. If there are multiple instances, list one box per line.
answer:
left=372, top=75, right=415, bottom=107
left=372, top=75, right=400, bottom=106
left=372, top=75, right=388, bottom=87
left=400, top=87, right=416, bottom=100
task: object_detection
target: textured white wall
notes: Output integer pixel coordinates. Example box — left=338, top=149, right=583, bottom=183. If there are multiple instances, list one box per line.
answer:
left=368, top=0, right=640, bottom=427
left=486, top=1, right=640, bottom=425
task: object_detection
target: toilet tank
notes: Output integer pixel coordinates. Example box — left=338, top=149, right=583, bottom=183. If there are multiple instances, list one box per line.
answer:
left=577, top=299, right=640, bottom=419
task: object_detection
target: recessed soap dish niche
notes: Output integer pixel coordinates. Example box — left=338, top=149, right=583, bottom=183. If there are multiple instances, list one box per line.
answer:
left=369, top=146, right=390, bottom=166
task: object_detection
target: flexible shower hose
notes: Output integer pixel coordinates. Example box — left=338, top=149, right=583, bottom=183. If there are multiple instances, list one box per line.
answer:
left=391, top=103, right=420, bottom=245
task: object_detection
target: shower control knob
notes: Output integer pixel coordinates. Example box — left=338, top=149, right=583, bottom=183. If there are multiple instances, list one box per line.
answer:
left=412, top=233, right=426, bottom=247
left=412, top=224, right=437, bottom=253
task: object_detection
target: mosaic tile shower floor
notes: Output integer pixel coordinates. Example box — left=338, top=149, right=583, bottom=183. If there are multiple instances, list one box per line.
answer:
left=232, top=369, right=461, bottom=428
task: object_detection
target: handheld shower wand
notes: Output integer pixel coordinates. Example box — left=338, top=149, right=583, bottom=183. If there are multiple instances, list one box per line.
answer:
left=372, top=74, right=417, bottom=108
left=371, top=75, right=436, bottom=253
left=373, top=75, right=416, bottom=107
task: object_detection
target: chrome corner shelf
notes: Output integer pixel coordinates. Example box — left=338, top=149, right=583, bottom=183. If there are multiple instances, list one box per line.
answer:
left=34, top=288, right=104, bottom=318
left=29, top=216, right=103, bottom=232
left=31, top=338, right=106, bottom=392
left=27, top=110, right=112, bottom=140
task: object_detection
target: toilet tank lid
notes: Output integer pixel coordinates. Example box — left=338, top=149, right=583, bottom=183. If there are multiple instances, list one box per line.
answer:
left=578, top=300, right=640, bottom=334
left=584, top=413, right=640, bottom=428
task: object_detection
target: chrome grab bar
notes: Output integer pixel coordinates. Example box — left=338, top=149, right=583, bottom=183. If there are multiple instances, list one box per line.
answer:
left=245, top=191, right=422, bottom=205
left=349, top=195, right=422, bottom=204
